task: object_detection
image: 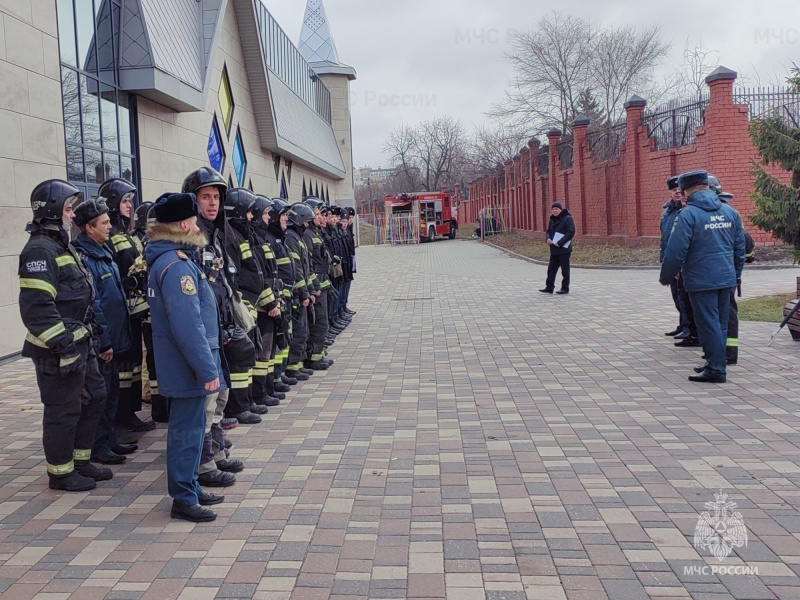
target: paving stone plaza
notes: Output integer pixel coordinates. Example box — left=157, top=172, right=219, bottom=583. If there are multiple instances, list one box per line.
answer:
left=2, top=240, right=800, bottom=600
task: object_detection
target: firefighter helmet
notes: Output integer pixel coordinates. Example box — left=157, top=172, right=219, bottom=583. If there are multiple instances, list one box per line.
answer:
left=224, top=188, right=257, bottom=220
left=268, top=198, right=291, bottom=222
left=98, top=178, right=137, bottom=213
left=182, top=166, right=227, bottom=197
left=304, top=196, right=324, bottom=212
left=287, top=203, right=315, bottom=227
left=30, top=179, right=82, bottom=225
left=707, top=174, right=722, bottom=195
left=134, top=201, right=155, bottom=231
left=253, top=195, right=274, bottom=220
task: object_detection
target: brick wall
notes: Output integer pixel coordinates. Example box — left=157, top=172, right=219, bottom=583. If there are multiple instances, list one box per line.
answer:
left=461, top=70, right=794, bottom=246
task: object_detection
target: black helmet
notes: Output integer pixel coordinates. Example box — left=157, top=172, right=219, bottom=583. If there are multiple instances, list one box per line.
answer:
left=287, top=203, right=315, bottom=227
left=73, top=198, right=110, bottom=228
left=304, top=196, right=324, bottom=211
left=268, top=198, right=291, bottom=221
left=30, top=179, right=82, bottom=224
left=345, top=207, right=356, bottom=217
left=134, top=201, right=154, bottom=231
left=98, top=178, right=137, bottom=213
left=182, top=166, right=227, bottom=198
left=224, top=188, right=257, bottom=220
left=707, top=174, right=722, bottom=195
left=253, top=195, right=274, bottom=220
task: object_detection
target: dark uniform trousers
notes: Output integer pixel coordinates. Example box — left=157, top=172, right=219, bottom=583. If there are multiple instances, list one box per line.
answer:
left=307, top=290, right=329, bottom=362
left=142, top=320, right=169, bottom=421
left=545, top=254, right=570, bottom=292
left=252, top=312, right=275, bottom=403
left=34, top=354, right=105, bottom=474
left=167, top=395, right=206, bottom=505
left=94, top=355, right=123, bottom=455
left=288, top=304, right=309, bottom=371
left=727, top=289, right=739, bottom=363
left=116, top=317, right=143, bottom=422
left=677, top=275, right=698, bottom=339
left=689, top=288, right=731, bottom=377
left=222, top=334, right=256, bottom=417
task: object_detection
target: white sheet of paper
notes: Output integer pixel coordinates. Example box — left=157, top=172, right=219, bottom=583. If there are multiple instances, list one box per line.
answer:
left=552, top=232, right=571, bottom=248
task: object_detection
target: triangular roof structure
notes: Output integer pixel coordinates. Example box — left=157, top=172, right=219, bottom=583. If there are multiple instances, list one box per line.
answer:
left=298, top=0, right=356, bottom=80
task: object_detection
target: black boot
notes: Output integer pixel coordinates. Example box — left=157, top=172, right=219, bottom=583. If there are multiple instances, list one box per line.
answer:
left=49, top=471, right=96, bottom=492
left=197, top=469, right=236, bottom=487
left=75, top=461, right=113, bottom=481
left=171, top=501, right=216, bottom=522
left=249, top=403, right=269, bottom=415
left=285, top=369, right=309, bottom=381
left=282, top=374, right=299, bottom=386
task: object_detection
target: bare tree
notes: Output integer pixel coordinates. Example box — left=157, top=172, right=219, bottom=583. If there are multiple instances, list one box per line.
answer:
left=383, top=116, right=468, bottom=192
left=489, top=12, right=672, bottom=133
left=488, top=12, right=595, bottom=135
left=674, top=39, right=720, bottom=96
left=590, top=24, right=671, bottom=121
left=466, top=122, right=532, bottom=179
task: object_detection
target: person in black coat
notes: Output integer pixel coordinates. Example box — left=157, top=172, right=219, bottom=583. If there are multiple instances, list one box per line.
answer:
left=540, top=202, right=575, bottom=295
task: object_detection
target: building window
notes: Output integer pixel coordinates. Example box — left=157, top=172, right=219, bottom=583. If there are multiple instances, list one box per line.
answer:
left=218, top=66, right=234, bottom=135
left=207, top=116, right=225, bottom=173
left=232, top=128, right=247, bottom=186
left=56, top=0, right=137, bottom=190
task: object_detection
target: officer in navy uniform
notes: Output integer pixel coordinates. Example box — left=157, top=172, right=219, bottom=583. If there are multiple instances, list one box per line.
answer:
left=18, top=180, right=109, bottom=491
left=182, top=168, right=253, bottom=487
left=71, top=199, right=134, bottom=466
left=659, top=170, right=745, bottom=383
left=660, top=176, right=688, bottom=338
left=98, top=178, right=155, bottom=434
left=145, top=192, right=226, bottom=522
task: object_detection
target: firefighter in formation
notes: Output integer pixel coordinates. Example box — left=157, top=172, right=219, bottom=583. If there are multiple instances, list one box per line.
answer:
left=19, top=167, right=357, bottom=521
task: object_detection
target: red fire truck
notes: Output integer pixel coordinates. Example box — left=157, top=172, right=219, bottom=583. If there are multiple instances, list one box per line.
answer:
left=383, top=191, right=458, bottom=242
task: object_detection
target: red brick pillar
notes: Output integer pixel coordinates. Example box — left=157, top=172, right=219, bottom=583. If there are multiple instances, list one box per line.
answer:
left=520, top=147, right=530, bottom=230
left=572, top=115, right=590, bottom=235
left=528, top=138, right=540, bottom=231
left=623, top=95, right=647, bottom=239
left=547, top=129, right=561, bottom=207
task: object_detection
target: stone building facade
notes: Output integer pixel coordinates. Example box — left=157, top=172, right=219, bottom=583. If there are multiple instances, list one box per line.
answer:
left=0, top=0, right=356, bottom=358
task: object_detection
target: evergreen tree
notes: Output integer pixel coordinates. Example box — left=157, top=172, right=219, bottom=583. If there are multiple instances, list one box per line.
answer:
left=574, top=89, right=606, bottom=128
left=749, top=65, right=800, bottom=255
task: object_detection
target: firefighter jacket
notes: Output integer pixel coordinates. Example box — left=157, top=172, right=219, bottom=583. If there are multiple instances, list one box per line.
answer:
left=145, top=226, right=226, bottom=399
left=336, top=224, right=355, bottom=281
left=251, top=222, right=281, bottom=314
left=305, top=223, right=332, bottom=290
left=301, top=226, right=321, bottom=293
left=108, top=215, right=149, bottom=319
left=263, top=223, right=296, bottom=309
left=284, top=225, right=311, bottom=303
left=226, top=218, right=269, bottom=317
left=72, top=233, right=133, bottom=355
left=199, top=216, right=238, bottom=327
left=18, top=224, right=94, bottom=368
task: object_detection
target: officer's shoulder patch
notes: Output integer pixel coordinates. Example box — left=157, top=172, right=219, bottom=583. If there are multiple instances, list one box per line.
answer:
left=180, top=275, right=197, bottom=295
left=25, top=260, right=47, bottom=273
left=176, top=250, right=190, bottom=260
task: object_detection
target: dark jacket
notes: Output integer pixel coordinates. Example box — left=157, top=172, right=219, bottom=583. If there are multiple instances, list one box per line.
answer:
left=659, top=189, right=745, bottom=292
left=305, top=224, right=332, bottom=290
left=264, top=222, right=297, bottom=307
left=226, top=218, right=266, bottom=315
left=145, top=226, right=226, bottom=399
left=284, top=225, right=311, bottom=303
left=108, top=214, right=149, bottom=319
left=546, top=209, right=575, bottom=255
left=18, top=224, right=94, bottom=364
left=72, top=232, right=132, bottom=355
left=659, top=199, right=683, bottom=262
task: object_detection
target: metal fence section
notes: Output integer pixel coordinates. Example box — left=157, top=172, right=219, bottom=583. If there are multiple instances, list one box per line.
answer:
left=642, top=95, right=708, bottom=151
left=478, top=206, right=510, bottom=241
left=586, top=121, right=626, bottom=161
left=364, top=214, right=420, bottom=246
left=734, top=87, right=800, bottom=127
left=536, top=145, right=549, bottom=176
left=557, top=137, right=573, bottom=170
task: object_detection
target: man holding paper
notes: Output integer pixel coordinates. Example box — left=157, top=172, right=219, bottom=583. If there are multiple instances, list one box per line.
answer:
left=540, top=202, right=575, bottom=295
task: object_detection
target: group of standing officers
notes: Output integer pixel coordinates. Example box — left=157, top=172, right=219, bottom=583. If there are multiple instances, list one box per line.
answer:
left=659, top=170, right=753, bottom=383
left=18, top=167, right=357, bottom=521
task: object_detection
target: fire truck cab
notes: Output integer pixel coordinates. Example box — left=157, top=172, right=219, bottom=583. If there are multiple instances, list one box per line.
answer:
left=384, top=191, right=458, bottom=242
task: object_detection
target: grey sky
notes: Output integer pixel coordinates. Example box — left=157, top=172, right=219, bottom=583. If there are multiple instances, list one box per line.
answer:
left=262, top=0, right=799, bottom=170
